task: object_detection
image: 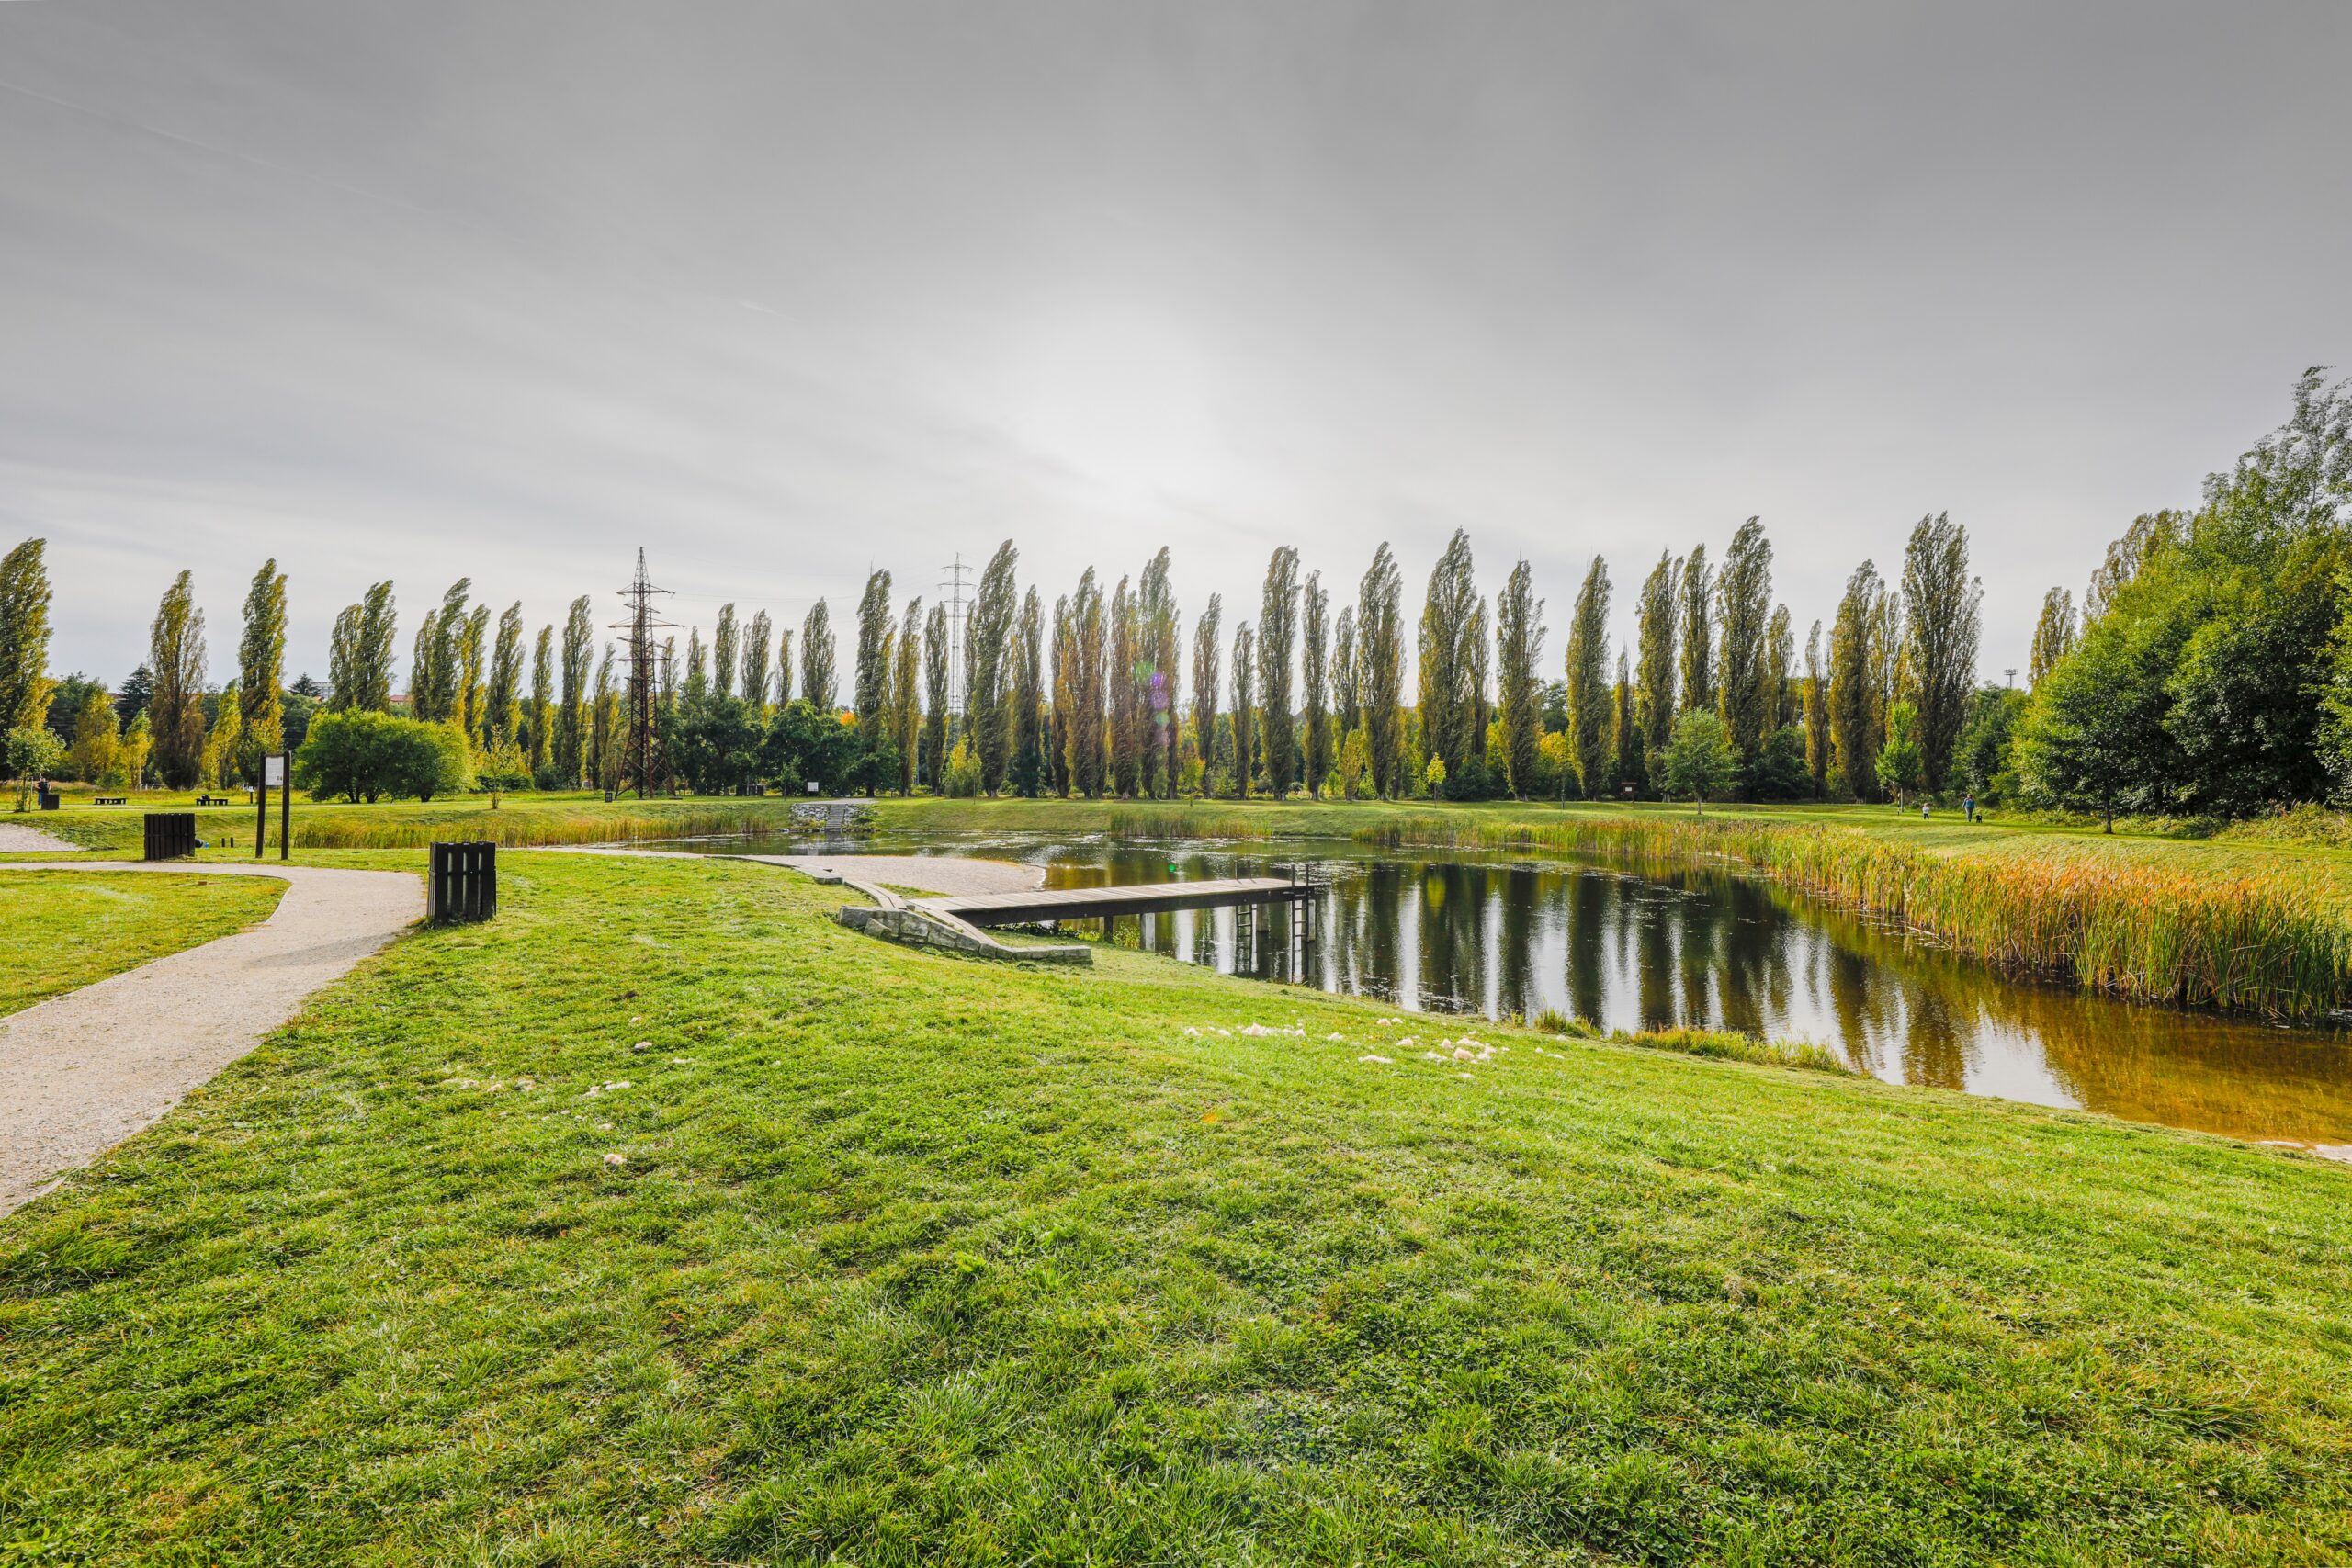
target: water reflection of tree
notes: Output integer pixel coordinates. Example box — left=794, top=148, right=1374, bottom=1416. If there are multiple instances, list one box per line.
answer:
left=1497, top=866, right=1536, bottom=1021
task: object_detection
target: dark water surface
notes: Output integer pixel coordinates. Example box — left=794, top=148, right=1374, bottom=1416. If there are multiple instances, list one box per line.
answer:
left=674, top=830, right=2352, bottom=1154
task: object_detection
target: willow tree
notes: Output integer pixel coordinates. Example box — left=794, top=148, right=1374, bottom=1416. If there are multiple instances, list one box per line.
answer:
left=1715, top=517, right=1773, bottom=769
left=1302, top=570, right=1330, bottom=795
left=892, top=598, right=923, bottom=795
left=1356, top=544, right=1404, bottom=797
left=1231, top=621, right=1256, bottom=798
left=1827, top=562, right=1886, bottom=799
left=1678, top=544, right=1715, bottom=717
left=1416, top=530, right=1479, bottom=784
left=1564, top=556, right=1612, bottom=797
left=922, top=603, right=949, bottom=791
left=0, top=538, right=52, bottom=731
left=487, top=604, right=524, bottom=747
left=2028, top=588, right=2076, bottom=688
left=800, top=599, right=838, bottom=711
left=967, top=541, right=1019, bottom=794
left=148, top=570, right=208, bottom=788
left=1494, top=559, right=1544, bottom=799
left=712, top=604, right=739, bottom=701
left=1190, top=592, right=1222, bottom=788
left=1900, top=512, right=1981, bottom=791
left=237, top=558, right=288, bottom=773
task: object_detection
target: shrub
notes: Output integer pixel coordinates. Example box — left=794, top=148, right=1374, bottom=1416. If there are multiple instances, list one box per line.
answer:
left=6, top=725, right=64, bottom=809
left=295, top=710, right=474, bottom=803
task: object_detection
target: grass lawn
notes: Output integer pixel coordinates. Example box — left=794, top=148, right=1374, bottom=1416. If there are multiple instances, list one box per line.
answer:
left=2, top=850, right=2346, bottom=1563
left=0, top=871, right=286, bottom=1016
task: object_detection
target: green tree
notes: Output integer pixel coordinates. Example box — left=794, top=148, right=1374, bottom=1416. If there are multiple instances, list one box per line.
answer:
left=1802, top=620, right=1829, bottom=798
left=1416, top=530, right=1479, bottom=783
left=6, top=725, right=66, bottom=809
left=1356, top=543, right=1405, bottom=797
left=1611, top=652, right=1641, bottom=797
left=2028, top=588, right=2075, bottom=688
left=1331, top=604, right=1358, bottom=737
left=1564, top=556, right=1611, bottom=797
left=1678, top=543, right=1715, bottom=717
left=148, top=570, right=209, bottom=788
left=1063, top=570, right=1106, bottom=797
left=712, top=604, right=739, bottom=701
left=741, top=610, right=774, bottom=708
left=1231, top=621, right=1256, bottom=798
left=854, top=570, right=894, bottom=794
left=1139, top=548, right=1181, bottom=797
left=1900, top=512, right=1981, bottom=791
left=775, top=628, right=794, bottom=706
left=1658, top=710, right=1738, bottom=814
left=1715, top=517, right=1773, bottom=770
left=558, top=596, right=592, bottom=787
left=1109, top=576, right=1142, bottom=796
left=328, top=581, right=397, bottom=712
left=528, top=626, right=554, bottom=779
left=1494, top=559, right=1544, bottom=799
left=922, top=603, right=949, bottom=791
left=295, top=710, right=471, bottom=803
left=487, top=604, right=525, bottom=746
left=1189, top=592, right=1221, bottom=793
left=967, top=542, right=1018, bottom=794
left=1012, top=588, right=1046, bottom=797
left=1634, top=550, right=1679, bottom=783
left=0, top=538, right=55, bottom=732
left=892, top=598, right=923, bottom=796
left=1828, top=562, right=1886, bottom=800
left=458, top=604, right=489, bottom=744
left=66, top=683, right=119, bottom=783
left=1876, top=700, right=1926, bottom=800
left=1302, top=569, right=1329, bottom=797
left=800, top=599, right=838, bottom=711
left=236, top=558, right=288, bottom=781
left=1257, top=547, right=1300, bottom=797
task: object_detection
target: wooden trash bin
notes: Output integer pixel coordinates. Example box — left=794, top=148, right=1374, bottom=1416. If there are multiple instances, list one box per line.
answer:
left=429, top=841, right=498, bottom=924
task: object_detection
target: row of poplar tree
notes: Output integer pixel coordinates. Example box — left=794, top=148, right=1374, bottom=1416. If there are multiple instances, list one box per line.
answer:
left=0, top=509, right=1998, bottom=804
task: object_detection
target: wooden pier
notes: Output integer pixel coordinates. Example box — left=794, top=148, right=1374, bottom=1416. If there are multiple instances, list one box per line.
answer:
left=912, top=875, right=1311, bottom=928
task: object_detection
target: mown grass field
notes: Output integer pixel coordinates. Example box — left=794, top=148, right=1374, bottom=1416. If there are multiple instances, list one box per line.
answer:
left=0, top=870, right=285, bottom=1016
left=2, top=851, right=2347, bottom=1563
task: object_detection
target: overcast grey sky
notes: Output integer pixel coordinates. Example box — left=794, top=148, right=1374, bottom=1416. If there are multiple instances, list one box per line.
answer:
left=4, top=0, right=2346, bottom=692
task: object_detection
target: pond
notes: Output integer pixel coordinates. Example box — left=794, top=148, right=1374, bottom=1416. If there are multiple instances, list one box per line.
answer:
left=667, top=829, right=2352, bottom=1156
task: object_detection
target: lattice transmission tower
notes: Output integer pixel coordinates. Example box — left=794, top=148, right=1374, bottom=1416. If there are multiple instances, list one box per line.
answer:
left=611, top=548, right=679, bottom=797
left=938, top=553, right=975, bottom=720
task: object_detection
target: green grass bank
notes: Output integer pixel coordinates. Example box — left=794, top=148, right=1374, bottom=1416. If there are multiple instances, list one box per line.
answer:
left=0, top=870, right=285, bottom=1016
left=2, top=851, right=2347, bottom=1563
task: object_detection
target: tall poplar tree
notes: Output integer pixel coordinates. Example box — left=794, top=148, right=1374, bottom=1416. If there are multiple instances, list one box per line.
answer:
left=1565, top=556, right=1613, bottom=797
left=1302, top=570, right=1330, bottom=795
left=236, top=558, right=288, bottom=773
left=1612, top=651, right=1641, bottom=796
left=1256, top=547, right=1300, bottom=797
left=854, top=570, right=894, bottom=727
left=488, top=604, right=524, bottom=745
left=1065, top=568, right=1106, bottom=796
left=458, top=604, right=490, bottom=743
left=712, top=604, right=739, bottom=701
left=528, top=626, right=554, bottom=777
left=1764, top=605, right=1794, bottom=735
left=1356, top=543, right=1405, bottom=797
left=1231, top=621, right=1256, bottom=798
left=558, top=595, right=592, bottom=786
left=1048, top=594, right=1073, bottom=796
left=1416, top=530, right=1479, bottom=783
left=1828, top=562, right=1885, bottom=800
left=1012, top=589, right=1046, bottom=795
left=1108, top=575, right=1142, bottom=796
left=892, top=598, right=923, bottom=795
left=741, top=611, right=773, bottom=707
left=411, top=611, right=442, bottom=719
left=800, top=600, right=838, bottom=711
left=1495, top=559, right=1544, bottom=799
left=1634, top=551, right=1679, bottom=781
left=1679, top=544, right=1715, bottom=718
left=1331, top=604, right=1358, bottom=737
left=353, top=582, right=397, bottom=712
left=922, top=603, right=949, bottom=791
left=1900, top=512, right=1981, bottom=791
left=327, top=604, right=360, bottom=714
left=148, top=570, right=208, bottom=788
left=1802, top=620, right=1828, bottom=798
left=775, top=629, right=794, bottom=707
left=1715, top=517, right=1774, bottom=768
left=1139, top=548, right=1180, bottom=797
left=0, top=538, right=55, bottom=731
left=1190, top=592, right=1221, bottom=789
left=967, top=542, right=1019, bottom=795
left=2028, top=588, right=2076, bottom=688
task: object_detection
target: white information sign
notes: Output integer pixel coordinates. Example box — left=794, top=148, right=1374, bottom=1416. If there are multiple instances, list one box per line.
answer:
left=265, top=756, right=287, bottom=786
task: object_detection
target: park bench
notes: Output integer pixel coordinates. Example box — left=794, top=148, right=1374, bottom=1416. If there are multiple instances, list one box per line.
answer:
left=194, top=793, right=226, bottom=807
left=95, top=795, right=127, bottom=806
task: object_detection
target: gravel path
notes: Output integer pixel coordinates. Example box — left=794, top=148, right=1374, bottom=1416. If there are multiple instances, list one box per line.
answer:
left=0, top=823, right=84, bottom=853
left=0, top=863, right=420, bottom=1216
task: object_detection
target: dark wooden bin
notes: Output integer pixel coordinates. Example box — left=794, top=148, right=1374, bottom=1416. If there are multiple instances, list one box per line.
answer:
left=143, top=812, right=197, bottom=861
left=429, top=841, right=497, bottom=924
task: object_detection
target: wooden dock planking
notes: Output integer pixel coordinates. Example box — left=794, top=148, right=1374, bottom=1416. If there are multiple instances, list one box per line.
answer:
left=913, top=876, right=1309, bottom=928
